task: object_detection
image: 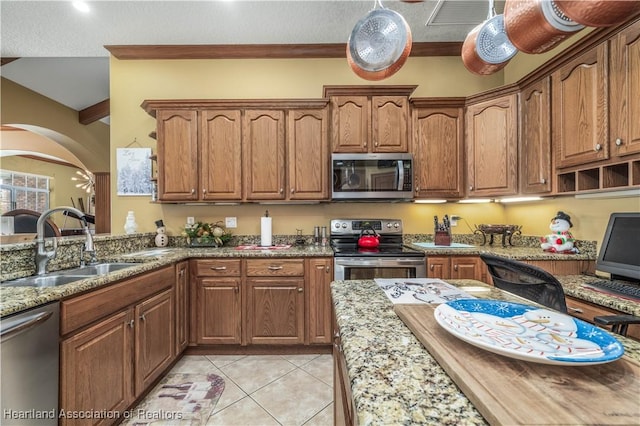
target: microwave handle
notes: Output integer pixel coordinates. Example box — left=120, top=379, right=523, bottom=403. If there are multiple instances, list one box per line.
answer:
left=397, top=161, right=404, bottom=191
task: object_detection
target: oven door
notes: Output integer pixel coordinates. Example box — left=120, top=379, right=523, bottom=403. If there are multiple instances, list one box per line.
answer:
left=334, top=257, right=426, bottom=281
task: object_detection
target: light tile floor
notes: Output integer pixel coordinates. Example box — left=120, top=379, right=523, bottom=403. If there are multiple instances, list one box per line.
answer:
left=135, top=354, right=334, bottom=426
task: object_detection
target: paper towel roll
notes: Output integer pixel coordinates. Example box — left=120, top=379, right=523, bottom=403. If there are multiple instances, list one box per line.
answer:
left=261, top=216, right=272, bottom=247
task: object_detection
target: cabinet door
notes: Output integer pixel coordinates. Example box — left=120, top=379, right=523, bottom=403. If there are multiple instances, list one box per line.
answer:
left=466, top=94, right=518, bottom=196
left=520, top=78, right=552, bottom=194
left=413, top=107, right=464, bottom=198
left=243, top=110, right=286, bottom=200
left=552, top=43, right=608, bottom=168
left=60, top=310, right=133, bottom=426
left=330, top=96, right=370, bottom=152
left=175, top=261, right=189, bottom=355
left=246, top=278, right=305, bottom=345
left=610, top=22, right=640, bottom=157
left=196, top=277, right=242, bottom=344
left=288, top=109, right=329, bottom=200
left=450, top=256, right=483, bottom=281
left=200, top=110, right=243, bottom=200
left=307, top=258, right=332, bottom=344
left=372, top=96, right=409, bottom=152
left=135, top=288, right=174, bottom=396
left=156, top=109, right=199, bottom=201
left=427, top=256, right=451, bottom=278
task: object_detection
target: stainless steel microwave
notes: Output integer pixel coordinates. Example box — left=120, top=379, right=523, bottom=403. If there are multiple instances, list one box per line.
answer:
left=331, top=153, right=414, bottom=200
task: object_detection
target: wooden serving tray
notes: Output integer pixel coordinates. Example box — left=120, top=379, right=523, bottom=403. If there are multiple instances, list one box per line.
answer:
left=395, top=304, right=640, bottom=425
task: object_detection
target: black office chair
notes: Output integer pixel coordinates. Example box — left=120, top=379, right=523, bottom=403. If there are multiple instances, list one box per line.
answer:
left=480, top=253, right=640, bottom=337
left=2, top=209, right=61, bottom=238
left=481, top=253, right=568, bottom=312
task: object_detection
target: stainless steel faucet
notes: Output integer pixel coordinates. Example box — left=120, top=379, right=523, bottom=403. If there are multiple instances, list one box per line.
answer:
left=35, top=206, right=95, bottom=275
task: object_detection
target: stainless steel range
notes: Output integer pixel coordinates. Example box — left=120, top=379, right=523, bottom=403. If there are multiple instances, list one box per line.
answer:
left=331, top=218, right=426, bottom=281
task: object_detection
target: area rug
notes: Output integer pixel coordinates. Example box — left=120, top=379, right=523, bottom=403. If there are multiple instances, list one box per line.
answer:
left=124, top=373, right=225, bottom=426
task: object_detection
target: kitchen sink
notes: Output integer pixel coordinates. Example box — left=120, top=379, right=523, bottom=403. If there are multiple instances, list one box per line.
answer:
left=58, top=262, right=141, bottom=276
left=1, top=262, right=142, bottom=288
left=2, top=274, right=93, bottom=288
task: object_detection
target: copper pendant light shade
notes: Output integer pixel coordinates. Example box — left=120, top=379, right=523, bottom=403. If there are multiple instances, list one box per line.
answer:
left=554, top=0, right=640, bottom=27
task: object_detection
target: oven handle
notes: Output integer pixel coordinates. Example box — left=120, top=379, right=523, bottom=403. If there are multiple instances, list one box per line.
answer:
left=334, top=257, right=425, bottom=267
left=397, top=160, right=404, bottom=191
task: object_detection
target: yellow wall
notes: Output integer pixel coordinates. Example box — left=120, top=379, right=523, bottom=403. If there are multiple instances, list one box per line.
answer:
left=1, top=78, right=110, bottom=172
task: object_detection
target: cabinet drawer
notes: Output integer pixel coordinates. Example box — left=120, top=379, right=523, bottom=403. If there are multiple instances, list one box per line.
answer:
left=193, top=259, right=241, bottom=277
left=246, top=259, right=304, bottom=276
left=61, top=266, right=174, bottom=336
left=565, top=296, right=617, bottom=322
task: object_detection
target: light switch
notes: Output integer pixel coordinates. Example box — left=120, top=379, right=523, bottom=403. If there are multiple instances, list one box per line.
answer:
left=225, top=217, right=237, bottom=228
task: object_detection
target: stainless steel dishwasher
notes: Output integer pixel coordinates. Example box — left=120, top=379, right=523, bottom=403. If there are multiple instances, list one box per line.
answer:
left=1, top=301, right=60, bottom=425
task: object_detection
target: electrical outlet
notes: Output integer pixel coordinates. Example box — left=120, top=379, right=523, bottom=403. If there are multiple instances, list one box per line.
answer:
left=450, top=215, right=461, bottom=227
left=187, top=216, right=195, bottom=225
left=225, top=217, right=237, bottom=228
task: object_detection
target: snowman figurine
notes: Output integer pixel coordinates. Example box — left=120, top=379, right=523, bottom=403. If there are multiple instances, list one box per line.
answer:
left=540, top=211, right=577, bottom=254
left=155, top=219, right=169, bottom=248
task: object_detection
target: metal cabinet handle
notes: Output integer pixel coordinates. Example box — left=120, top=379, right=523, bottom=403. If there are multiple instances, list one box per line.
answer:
left=297, top=288, right=303, bottom=293
left=541, top=178, right=547, bottom=184
left=140, top=313, right=146, bottom=322
left=594, top=143, right=602, bottom=152
left=0, top=311, right=53, bottom=343
left=454, top=264, right=458, bottom=271
left=279, top=188, right=284, bottom=194
left=191, top=188, right=196, bottom=194
left=179, top=270, right=185, bottom=277
left=203, top=188, right=207, bottom=194
left=268, top=265, right=283, bottom=270
left=568, top=307, right=583, bottom=314
left=234, top=286, right=239, bottom=293
left=291, top=188, right=295, bottom=194
left=430, top=264, right=434, bottom=271
left=374, top=141, right=378, bottom=147
left=325, top=266, right=331, bottom=273
left=469, top=185, right=474, bottom=191
left=615, top=138, right=623, bottom=146
left=128, top=319, right=135, bottom=328
left=211, top=266, right=227, bottom=271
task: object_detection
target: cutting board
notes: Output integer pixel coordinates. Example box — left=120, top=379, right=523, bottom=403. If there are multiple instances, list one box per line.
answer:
left=395, top=304, right=640, bottom=425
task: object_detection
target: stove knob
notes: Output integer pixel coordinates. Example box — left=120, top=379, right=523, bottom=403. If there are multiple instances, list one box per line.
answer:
left=341, top=223, right=347, bottom=229
left=394, top=222, right=400, bottom=228
left=386, top=223, right=392, bottom=228
left=334, top=223, right=340, bottom=229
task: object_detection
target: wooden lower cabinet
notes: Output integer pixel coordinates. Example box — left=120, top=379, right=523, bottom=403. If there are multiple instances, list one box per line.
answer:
left=246, top=277, right=305, bottom=344
left=565, top=296, right=640, bottom=342
left=60, top=310, right=133, bottom=426
left=175, top=261, right=189, bottom=354
left=245, top=259, right=306, bottom=345
left=427, top=256, right=486, bottom=282
left=134, top=288, right=174, bottom=395
left=307, top=258, right=333, bottom=344
left=60, top=267, right=176, bottom=426
left=333, top=314, right=355, bottom=426
left=196, top=277, right=242, bottom=344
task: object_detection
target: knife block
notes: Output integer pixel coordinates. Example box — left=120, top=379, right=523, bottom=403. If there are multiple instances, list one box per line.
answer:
left=434, top=231, right=451, bottom=246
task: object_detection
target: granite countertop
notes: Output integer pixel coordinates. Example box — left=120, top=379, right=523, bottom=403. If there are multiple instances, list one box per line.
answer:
left=331, top=279, right=640, bottom=425
left=406, top=243, right=595, bottom=261
left=0, top=245, right=333, bottom=318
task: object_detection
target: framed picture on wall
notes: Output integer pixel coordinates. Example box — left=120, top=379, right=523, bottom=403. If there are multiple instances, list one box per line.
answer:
left=116, top=148, right=153, bottom=196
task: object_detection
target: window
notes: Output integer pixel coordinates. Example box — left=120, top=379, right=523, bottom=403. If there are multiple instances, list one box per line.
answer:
left=0, top=170, right=50, bottom=214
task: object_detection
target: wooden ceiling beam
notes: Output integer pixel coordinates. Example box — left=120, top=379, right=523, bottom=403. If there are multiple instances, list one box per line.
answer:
left=105, top=42, right=462, bottom=60
left=79, top=99, right=110, bottom=125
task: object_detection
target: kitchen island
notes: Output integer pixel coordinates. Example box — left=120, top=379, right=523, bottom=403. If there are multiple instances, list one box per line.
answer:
left=331, top=279, right=640, bottom=425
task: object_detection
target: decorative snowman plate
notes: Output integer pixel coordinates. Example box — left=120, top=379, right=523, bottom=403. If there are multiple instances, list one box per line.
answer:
left=434, top=299, right=624, bottom=365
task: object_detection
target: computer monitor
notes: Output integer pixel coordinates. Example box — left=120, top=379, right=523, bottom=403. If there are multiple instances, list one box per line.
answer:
left=596, top=212, right=640, bottom=282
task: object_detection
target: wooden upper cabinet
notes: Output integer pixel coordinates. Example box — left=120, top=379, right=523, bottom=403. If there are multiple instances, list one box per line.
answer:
left=372, top=96, right=409, bottom=152
left=465, top=94, right=518, bottom=197
left=330, top=96, right=370, bottom=152
left=552, top=43, right=608, bottom=168
left=200, top=110, right=243, bottom=200
left=326, top=86, right=416, bottom=153
left=412, top=104, right=464, bottom=198
left=287, top=109, right=329, bottom=200
left=520, top=78, right=552, bottom=194
left=610, top=22, right=640, bottom=157
left=243, top=109, right=286, bottom=200
left=156, top=110, right=199, bottom=201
